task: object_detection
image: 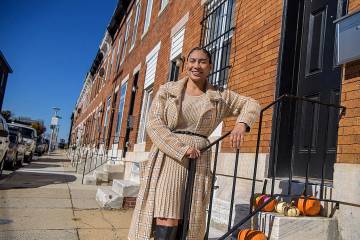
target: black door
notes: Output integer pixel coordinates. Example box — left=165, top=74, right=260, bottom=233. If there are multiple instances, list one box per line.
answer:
left=291, top=0, right=342, bottom=180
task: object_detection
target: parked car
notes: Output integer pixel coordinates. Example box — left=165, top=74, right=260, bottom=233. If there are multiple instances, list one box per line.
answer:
left=58, top=139, right=66, bottom=149
left=35, top=136, right=47, bottom=155
left=0, top=115, right=10, bottom=175
left=8, top=123, right=37, bottom=163
left=5, top=130, right=26, bottom=169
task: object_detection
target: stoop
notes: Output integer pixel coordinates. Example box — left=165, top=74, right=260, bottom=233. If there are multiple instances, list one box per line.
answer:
left=255, top=212, right=339, bottom=240
left=96, top=186, right=123, bottom=209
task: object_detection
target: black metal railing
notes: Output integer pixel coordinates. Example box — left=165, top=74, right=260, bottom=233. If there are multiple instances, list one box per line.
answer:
left=68, top=135, right=122, bottom=184
left=180, top=94, right=347, bottom=240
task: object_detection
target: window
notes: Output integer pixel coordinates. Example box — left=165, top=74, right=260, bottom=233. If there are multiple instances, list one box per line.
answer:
left=169, top=28, right=185, bottom=82
left=103, top=96, right=111, bottom=141
left=121, top=15, right=132, bottom=65
left=201, top=0, right=235, bottom=89
left=130, top=0, right=141, bottom=49
left=115, top=33, right=123, bottom=72
left=143, top=0, right=153, bottom=34
left=137, top=87, right=153, bottom=143
left=144, top=42, right=161, bottom=88
left=160, top=0, right=169, bottom=12
left=109, top=48, right=116, bottom=78
left=114, top=82, right=128, bottom=142
left=169, top=60, right=180, bottom=81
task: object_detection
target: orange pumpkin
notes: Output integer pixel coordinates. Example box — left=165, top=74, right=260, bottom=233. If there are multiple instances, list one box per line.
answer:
left=255, top=195, right=277, bottom=212
left=238, top=229, right=267, bottom=240
left=297, top=196, right=321, bottom=216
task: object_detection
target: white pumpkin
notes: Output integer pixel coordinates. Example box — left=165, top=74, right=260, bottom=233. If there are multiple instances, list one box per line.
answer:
left=275, top=201, right=288, bottom=214
left=284, top=202, right=300, bottom=217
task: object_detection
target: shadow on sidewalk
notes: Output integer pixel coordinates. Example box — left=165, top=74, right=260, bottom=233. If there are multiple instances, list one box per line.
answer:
left=0, top=171, right=76, bottom=190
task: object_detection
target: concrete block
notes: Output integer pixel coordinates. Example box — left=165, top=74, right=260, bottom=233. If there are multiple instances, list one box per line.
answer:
left=334, top=163, right=360, bottom=240
left=96, top=187, right=123, bottom=209
left=103, top=162, right=125, bottom=173
left=83, top=175, right=97, bottom=185
left=95, top=170, right=109, bottom=182
left=112, top=179, right=140, bottom=197
left=255, top=212, right=339, bottom=240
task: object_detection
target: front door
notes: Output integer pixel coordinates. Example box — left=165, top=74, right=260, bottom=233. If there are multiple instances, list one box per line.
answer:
left=292, top=0, right=342, bottom=180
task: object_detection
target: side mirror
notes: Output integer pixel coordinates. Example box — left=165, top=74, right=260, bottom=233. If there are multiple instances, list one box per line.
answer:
left=0, top=130, right=9, bottom=138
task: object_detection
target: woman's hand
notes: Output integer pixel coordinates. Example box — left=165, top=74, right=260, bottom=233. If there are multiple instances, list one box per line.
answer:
left=185, top=147, right=201, bottom=159
left=230, top=122, right=248, bottom=149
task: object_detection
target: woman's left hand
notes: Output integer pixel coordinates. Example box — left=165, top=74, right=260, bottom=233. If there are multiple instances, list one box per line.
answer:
left=230, top=122, right=247, bottom=149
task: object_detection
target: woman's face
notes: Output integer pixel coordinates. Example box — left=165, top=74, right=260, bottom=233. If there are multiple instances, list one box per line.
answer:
left=186, top=50, right=212, bottom=83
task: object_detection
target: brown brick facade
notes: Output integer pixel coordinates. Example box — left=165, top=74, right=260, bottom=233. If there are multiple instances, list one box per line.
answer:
left=337, top=0, right=360, bottom=164
left=72, top=0, right=359, bottom=166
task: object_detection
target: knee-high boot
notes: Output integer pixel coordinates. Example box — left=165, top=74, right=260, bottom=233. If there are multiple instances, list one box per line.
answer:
left=154, top=225, right=178, bottom=240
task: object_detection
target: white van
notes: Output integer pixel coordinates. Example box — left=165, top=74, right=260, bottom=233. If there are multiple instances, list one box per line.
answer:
left=8, top=123, right=37, bottom=162
left=0, top=115, right=10, bottom=175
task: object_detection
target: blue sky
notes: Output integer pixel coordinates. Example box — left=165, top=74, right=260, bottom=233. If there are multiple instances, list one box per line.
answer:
left=0, top=0, right=117, bottom=141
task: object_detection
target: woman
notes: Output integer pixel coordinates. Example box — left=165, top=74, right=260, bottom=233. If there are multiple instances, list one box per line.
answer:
left=128, top=47, right=261, bottom=240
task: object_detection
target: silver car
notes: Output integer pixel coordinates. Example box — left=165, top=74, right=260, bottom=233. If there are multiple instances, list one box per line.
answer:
left=8, top=123, right=37, bottom=163
left=0, top=115, right=10, bottom=175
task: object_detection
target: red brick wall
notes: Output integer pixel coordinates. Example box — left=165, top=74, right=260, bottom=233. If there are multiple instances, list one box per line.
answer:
left=337, top=0, right=360, bottom=164
left=72, top=0, right=284, bottom=155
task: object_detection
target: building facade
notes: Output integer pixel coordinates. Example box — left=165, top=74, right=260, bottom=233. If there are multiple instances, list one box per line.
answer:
left=0, top=51, right=13, bottom=111
left=71, top=0, right=360, bottom=238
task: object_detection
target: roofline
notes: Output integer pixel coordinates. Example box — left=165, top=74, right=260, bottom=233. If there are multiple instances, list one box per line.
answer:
left=0, top=50, right=13, bottom=73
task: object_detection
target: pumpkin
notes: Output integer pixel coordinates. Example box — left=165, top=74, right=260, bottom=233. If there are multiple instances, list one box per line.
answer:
left=255, top=195, right=277, bottom=212
left=283, top=201, right=300, bottom=217
left=238, top=229, right=267, bottom=240
left=275, top=201, right=288, bottom=214
left=297, top=196, right=321, bottom=216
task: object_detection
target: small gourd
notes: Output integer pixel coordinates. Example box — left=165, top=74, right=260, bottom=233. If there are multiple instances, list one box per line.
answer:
left=275, top=200, right=288, bottom=214
left=255, top=195, right=277, bottom=212
left=237, top=229, right=267, bottom=240
left=283, top=201, right=300, bottom=217
left=297, top=196, right=321, bottom=216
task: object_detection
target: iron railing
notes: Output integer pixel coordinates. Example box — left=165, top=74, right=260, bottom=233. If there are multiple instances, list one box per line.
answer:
left=68, top=135, right=122, bottom=184
left=180, top=94, right=347, bottom=239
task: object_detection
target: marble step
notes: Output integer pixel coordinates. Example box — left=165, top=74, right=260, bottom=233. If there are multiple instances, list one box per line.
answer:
left=112, top=179, right=139, bottom=197
left=96, top=186, right=123, bottom=209
left=255, top=212, right=339, bottom=240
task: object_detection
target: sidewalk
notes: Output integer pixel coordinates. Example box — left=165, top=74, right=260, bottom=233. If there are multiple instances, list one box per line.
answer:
left=0, top=150, right=133, bottom=240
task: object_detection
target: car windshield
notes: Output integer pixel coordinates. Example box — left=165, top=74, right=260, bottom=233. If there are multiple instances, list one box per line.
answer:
left=21, top=128, right=34, bottom=138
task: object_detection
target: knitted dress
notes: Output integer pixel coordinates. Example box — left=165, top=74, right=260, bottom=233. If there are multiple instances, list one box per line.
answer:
left=154, top=92, right=210, bottom=219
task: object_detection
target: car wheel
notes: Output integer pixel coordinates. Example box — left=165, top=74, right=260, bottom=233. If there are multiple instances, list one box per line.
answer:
left=18, top=154, right=24, bottom=167
left=12, top=154, right=18, bottom=170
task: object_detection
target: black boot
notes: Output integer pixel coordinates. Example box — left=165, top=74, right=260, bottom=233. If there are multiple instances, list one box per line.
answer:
left=154, top=225, right=178, bottom=240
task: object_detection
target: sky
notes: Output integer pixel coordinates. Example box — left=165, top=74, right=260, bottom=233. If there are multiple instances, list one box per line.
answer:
left=0, top=0, right=117, bottom=141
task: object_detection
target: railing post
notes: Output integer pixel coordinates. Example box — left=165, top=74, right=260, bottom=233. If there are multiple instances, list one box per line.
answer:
left=204, top=142, right=220, bottom=239
left=320, top=105, right=331, bottom=199
left=81, top=150, right=89, bottom=184
left=228, top=149, right=240, bottom=231
left=304, top=102, right=316, bottom=196
left=181, top=158, right=197, bottom=240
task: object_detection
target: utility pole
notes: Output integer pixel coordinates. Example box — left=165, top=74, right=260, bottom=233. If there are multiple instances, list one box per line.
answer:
left=48, top=107, right=61, bottom=154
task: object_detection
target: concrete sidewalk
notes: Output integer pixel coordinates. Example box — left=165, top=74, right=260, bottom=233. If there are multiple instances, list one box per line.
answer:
left=0, top=151, right=133, bottom=240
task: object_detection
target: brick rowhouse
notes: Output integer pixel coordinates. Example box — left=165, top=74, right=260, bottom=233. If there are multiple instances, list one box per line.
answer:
left=70, top=0, right=360, bottom=238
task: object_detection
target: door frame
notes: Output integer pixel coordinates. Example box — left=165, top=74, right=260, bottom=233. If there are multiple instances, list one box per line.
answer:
left=268, top=0, right=348, bottom=179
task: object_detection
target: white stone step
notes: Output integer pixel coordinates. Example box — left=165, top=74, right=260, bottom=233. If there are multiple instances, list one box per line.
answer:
left=112, top=179, right=140, bottom=197
left=96, top=186, right=123, bottom=209
left=255, top=212, right=338, bottom=240
left=94, top=170, right=109, bottom=182
left=83, top=175, right=97, bottom=185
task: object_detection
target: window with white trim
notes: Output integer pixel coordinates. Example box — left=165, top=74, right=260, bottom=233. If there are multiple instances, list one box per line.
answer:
left=137, top=86, right=153, bottom=143
left=103, top=96, right=111, bottom=141
left=121, top=15, right=132, bottom=64
left=116, top=34, right=123, bottom=72
left=169, top=28, right=185, bottom=81
left=114, top=82, right=128, bottom=142
left=130, top=0, right=141, bottom=49
left=143, top=0, right=153, bottom=34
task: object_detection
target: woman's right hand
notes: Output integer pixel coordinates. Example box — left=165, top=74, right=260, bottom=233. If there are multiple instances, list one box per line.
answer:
left=185, top=147, right=201, bottom=159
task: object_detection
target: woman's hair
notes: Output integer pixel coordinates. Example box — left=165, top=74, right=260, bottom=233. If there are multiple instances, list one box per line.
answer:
left=187, top=47, right=212, bottom=64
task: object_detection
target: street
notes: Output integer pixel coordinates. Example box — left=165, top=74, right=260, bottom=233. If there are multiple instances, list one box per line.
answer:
left=0, top=151, right=133, bottom=240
